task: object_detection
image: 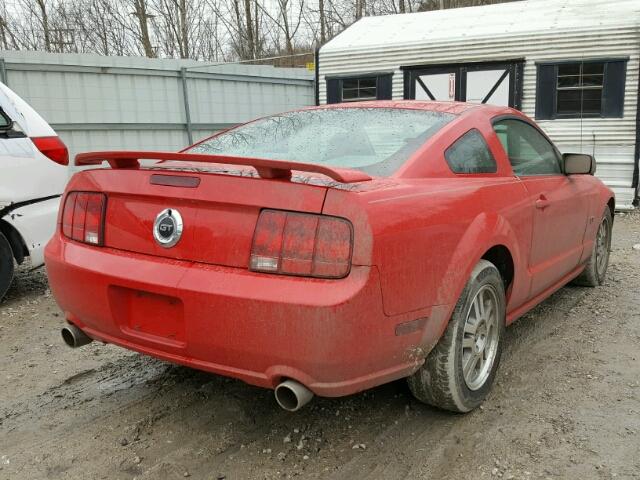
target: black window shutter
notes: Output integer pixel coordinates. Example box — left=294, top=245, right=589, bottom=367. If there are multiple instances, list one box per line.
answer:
left=535, top=64, right=556, bottom=120
left=602, top=60, right=626, bottom=118
left=326, top=78, right=341, bottom=104
left=376, top=74, right=393, bottom=100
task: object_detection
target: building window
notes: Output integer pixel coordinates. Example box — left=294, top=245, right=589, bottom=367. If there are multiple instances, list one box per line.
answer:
left=536, top=59, right=627, bottom=120
left=342, top=77, right=377, bottom=102
left=326, top=73, right=393, bottom=104
left=556, top=62, right=604, bottom=116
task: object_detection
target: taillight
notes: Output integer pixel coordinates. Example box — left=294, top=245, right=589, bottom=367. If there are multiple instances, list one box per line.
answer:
left=61, top=192, right=106, bottom=245
left=31, top=136, right=69, bottom=166
left=250, top=210, right=353, bottom=279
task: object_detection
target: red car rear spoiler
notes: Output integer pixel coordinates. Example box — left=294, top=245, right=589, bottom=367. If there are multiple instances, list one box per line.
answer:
left=75, top=151, right=372, bottom=184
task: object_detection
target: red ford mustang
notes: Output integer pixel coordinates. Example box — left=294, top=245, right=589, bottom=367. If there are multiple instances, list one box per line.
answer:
left=45, top=101, right=614, bottom=413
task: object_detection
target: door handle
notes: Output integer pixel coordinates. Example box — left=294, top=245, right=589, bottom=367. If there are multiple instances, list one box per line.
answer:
left=535, top=195, right=550, bottom=210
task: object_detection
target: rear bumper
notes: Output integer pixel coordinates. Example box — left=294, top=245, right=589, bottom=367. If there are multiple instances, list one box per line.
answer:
left=45, top=235, right=426, bottom=397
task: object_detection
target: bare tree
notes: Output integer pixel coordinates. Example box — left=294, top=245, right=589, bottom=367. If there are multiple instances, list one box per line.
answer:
left=0, top=10, right=21, bottom=50
left=318, top=0, right=326, bottom=42
left=256, top=0, right=305, bottom=56
left=1, top=0, right=516, bottom=63
left=277, top=0, right=302, bottom=55
left=70, top=0, right=132, bottom=55
left=206, top=0, right=264, bottom=60
left=131, top=0, right=157, bottom=57
left=36, top=0, right=52, bottom=51
left=243, top=0, right=256, bottom=58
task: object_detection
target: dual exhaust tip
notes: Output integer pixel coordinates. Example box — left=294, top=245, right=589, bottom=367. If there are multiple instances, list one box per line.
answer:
left=274, top=380, right=314, bottom=412
left=61, top=324, right=93, bottom=348
left=61, top=325, right=314, bottom=411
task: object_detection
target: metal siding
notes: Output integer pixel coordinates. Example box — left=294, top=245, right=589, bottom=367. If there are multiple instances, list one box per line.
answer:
left=320, top=0, right=639, bottom=53
left=318, top=3, right=639, bottom=208
left=0, top=50, right=313, bottom=167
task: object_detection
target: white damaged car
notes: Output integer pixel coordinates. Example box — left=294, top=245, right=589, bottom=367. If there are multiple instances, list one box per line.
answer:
left=0, top=82, right=69, bottom=301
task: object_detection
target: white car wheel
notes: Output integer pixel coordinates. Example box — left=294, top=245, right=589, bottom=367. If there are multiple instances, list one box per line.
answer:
left=0, top=232, right=15, bottom=301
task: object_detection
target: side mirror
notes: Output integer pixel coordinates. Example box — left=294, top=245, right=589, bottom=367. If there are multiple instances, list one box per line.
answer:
left=563, top=153, right=596, bottom=175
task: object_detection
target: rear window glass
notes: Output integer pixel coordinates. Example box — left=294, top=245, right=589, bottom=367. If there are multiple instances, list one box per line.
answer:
left=445, top=129, right=497, bottom=174
left=187, top=108, right=455, bottom=176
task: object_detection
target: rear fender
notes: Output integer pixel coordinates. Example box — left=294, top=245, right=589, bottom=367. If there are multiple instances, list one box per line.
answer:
left=579, top=185, right=615, bottom=264
left=427, top=212, right=524, bottom=342
left=2, top=197, right=61, bottom=267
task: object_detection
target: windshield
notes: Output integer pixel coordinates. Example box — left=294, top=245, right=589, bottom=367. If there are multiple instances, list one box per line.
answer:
left=188, top=108, right=456, bottom=176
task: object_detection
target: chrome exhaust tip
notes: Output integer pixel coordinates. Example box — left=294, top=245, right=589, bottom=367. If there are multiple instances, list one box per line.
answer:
left=61, top=324, right=93, bottom=348
left=274, top=380, right=314, bottom=412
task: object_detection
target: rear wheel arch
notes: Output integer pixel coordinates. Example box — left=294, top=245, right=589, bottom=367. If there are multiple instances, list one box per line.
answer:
left=414, top=214, right=521, bottom=348
left=573, top=206, right=612, bottom=287
left=607, top=197, right=615, bottom=220
left=435, top=213, right=521, bottom=308
left=0, top=219, right=28, bottom=264
left=425, top=241, right=517, bottom=359
left=434, top=245, right=512, bottom=341
left=481, top=245, right=514, bottom=297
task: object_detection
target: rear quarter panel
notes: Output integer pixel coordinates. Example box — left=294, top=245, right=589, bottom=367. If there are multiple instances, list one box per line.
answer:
left=323, top=177, right=533, bottom=322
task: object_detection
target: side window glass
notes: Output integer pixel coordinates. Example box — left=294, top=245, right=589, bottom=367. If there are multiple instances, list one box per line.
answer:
left=445, top=129, right=497, bottom=174
left=494, top=124, right=509, bottom=155
left=0, top=108, right=12, bottom=129
left=493, top=119, right=561, bottom=176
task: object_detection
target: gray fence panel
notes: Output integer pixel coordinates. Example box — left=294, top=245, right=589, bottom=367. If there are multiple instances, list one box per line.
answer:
left=0, top=50, right=314, bottom=162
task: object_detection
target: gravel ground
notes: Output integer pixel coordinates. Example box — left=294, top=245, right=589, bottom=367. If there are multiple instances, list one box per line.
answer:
left=1, top=212, right=639, bottom=480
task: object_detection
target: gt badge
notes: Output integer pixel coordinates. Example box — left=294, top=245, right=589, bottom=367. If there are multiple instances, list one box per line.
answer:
left=153, top=208, right=183, bottom=248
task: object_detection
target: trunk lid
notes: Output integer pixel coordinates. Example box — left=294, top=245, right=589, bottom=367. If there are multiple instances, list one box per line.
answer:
left=95, top=168, right=328, bottom=268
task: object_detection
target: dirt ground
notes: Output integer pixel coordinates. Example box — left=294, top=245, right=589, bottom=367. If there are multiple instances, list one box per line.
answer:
left=1, top=213, right=639, bottom=480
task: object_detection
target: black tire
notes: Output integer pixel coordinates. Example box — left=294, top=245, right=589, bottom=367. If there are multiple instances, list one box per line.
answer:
left=408, top=259, right=506, bottom=413
left=0, top=232, right=15, bottom=302
left=572, top=207, right=612, bottom=287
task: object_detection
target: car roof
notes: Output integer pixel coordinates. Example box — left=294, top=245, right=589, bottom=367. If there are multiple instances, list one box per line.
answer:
left=309, top=100, right=514, bottom=117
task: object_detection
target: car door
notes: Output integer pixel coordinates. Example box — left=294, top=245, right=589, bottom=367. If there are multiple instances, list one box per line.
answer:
left=493, top=118, right=590, bottom=297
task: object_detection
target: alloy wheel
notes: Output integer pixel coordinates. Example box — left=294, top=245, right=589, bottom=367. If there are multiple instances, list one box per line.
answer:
left=595, top=216, right=610, bottom=279
left=462, top=284, right=500, bottom=391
